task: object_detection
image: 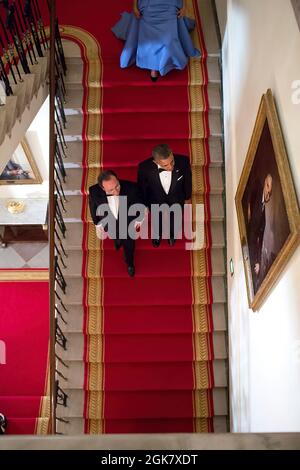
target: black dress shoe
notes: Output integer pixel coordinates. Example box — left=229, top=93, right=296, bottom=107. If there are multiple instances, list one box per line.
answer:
left=152, top=238, right=161, bottom=248
left=0, top=413, right=7, bottom=434
left=127, top=265, right=135, bottom=277
left=114, top=240, right=121, bottom=251
left=168, top=237, right=176, bottom=246
left=150, top=71, right=158, bottom=82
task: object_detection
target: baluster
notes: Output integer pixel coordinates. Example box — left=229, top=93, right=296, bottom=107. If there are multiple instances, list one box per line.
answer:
left=55, top=290, right=68, bottom=313
left=55, top=18, right=67, bottom=75
left=55, top=305, right=67, bottom=325
left=54, top=228, right=68, bottom=258
left=55, top=140, right=67, bottom=181
left=55, top=368, right=67, bottom=381
left=55, top=381, right=68, bottom=407
left=55, top=256, right=67, bottom=294
left=55, top=196, right=66, bottom=237
left=17, top=0, right=38, bottom=64
left=55, top=354, right=69, bottom=368
left=0, top=24, right=22, bottom=82
left=54, top=166, right=67, bottom=202
left=55, top=318, right=67, bottom=349
left=24, top=0, right=44, bottom=57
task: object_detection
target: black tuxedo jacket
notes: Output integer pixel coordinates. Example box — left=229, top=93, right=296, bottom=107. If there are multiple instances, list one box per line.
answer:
left=247, top=181, right=266, bottom=266
left=89, top=180, right=142, bottom=228
left=137, top=154, right=192, bottom=207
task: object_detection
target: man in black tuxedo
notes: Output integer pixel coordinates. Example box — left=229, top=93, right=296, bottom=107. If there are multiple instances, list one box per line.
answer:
left=89, top=170, right=143, bottom=277
left=138, top=144, right=192, bottom=247
left=246, top=174, right=273, bottom=293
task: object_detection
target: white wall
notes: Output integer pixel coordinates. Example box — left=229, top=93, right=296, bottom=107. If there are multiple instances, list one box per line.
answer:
left=223, top=0, right=300, bottom=431
left=25, top=96, right=50, bottom=196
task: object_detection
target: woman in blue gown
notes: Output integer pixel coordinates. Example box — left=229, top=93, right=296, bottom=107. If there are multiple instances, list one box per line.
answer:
left=112, top=0, right=200, bottom=81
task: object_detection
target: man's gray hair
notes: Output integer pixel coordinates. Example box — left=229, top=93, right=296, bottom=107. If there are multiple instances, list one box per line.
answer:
left=152, top=144, right=173, bottom=161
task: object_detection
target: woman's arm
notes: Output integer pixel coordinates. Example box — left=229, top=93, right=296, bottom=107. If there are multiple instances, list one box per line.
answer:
left=177, top=0, right=186, bottom=17
left=133, top=0, right=141, bottom=18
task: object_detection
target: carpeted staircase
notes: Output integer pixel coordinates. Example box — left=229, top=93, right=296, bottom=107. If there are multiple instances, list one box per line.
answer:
left=56, top=0, right=228, bottom=433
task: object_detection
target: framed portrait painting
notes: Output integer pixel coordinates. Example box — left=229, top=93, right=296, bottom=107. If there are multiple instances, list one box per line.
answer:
left=0, top=139, right=42, bottom=185
left=235, top=89, right=300, bottom=311
left=291, top=0, right=300, bottom=31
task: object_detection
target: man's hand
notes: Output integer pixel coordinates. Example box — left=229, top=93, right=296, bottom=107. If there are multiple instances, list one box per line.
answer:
left=134, top=221, right=142, bottom=231
left=96, top=224, right=104, bottom=239
left=254, top=263, right=260, bottom=275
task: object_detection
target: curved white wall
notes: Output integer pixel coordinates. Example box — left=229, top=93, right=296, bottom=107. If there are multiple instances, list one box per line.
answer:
left=222, top=0, right=300, bottom=431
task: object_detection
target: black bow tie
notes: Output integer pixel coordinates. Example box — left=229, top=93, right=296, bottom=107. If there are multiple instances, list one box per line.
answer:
left=158, top=168, right=170, bottom=173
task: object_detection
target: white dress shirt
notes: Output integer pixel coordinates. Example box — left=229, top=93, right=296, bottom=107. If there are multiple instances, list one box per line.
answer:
left=157, top=165, right=172, bottom=194
left=108, top=195, right=119, bottom=219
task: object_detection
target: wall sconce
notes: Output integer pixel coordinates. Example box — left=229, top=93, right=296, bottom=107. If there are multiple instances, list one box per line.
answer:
left=229, top=258, right=234, bottom=277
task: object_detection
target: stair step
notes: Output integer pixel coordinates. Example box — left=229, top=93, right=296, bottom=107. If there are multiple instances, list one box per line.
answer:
left=37, top=54, right=50, bottom=84
left=63, top=166, right=223, bottom=194
left=62, top=39, right=82, bottom=58
left=4, top=96, right=18, bottom=136
left=30, top=63, right=42, bottom=95
left=56, top=388, right=228, bottom=419
left=209, top=194, right=224, bottom=220
left=58, top=274, right=226, bottom=305
left=199, top=0, right=220, bottom=56
left=64, top=83, right=221, bottom=111
left=62, top=194, right=224, bottom=222
left=64, top=56, right=221, bottom=85
left=63, top=136, right=223, bottom=166
left=0, top=106, right=7, bottom=145
left=23, top=73, right=35, bottom=107
left=207, top=56, right=221, bottom=83
left=59, top=331, right=227, bottom=362
left=0, top=396, right=49, bottom=418
left=2, top=417, right=49, bottom=435
left=59, top=303, right=227, bottom=334
left=57, top=359, right=227, bottom=390
left=62, top=247, right=225, bottom=278
left=56, top=416, right=227, bottom=434
left=63, top=109, right=222, bottom=138
left=63, top=220, right=225, bottom=250
left=11, top=79, right=27, bottom=119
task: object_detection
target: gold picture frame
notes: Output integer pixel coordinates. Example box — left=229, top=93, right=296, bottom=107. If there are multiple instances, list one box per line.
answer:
left=235, top=89, right=300, bottom=311
left=0, top=139, right=42, bottom=185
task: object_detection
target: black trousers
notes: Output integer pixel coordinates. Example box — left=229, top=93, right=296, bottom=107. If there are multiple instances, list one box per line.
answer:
left=103, top=217, right=135, bottom=267
left=119, top=237, right=135, bottom=266
left=151, top=203, right=183, bottom=240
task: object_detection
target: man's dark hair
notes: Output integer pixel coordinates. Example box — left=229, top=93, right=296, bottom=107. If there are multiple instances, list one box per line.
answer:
left=98, top=170, right=118, bottom=188
left=152, top=144, right=173, bottom=160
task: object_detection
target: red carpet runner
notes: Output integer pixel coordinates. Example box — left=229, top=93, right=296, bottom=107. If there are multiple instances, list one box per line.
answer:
left=57, top=0, right=214, bottom=433
left=0, top=276, right=49, bottom=434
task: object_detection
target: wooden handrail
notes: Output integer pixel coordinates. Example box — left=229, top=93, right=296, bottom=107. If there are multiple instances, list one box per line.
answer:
left=49, top=0, right=56, bottom=435
left=48, top=0, right=69, bottom=433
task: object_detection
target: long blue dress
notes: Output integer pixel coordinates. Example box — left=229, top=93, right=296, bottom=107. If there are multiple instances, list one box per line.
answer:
left=112, top=0, right=200, bottom=76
